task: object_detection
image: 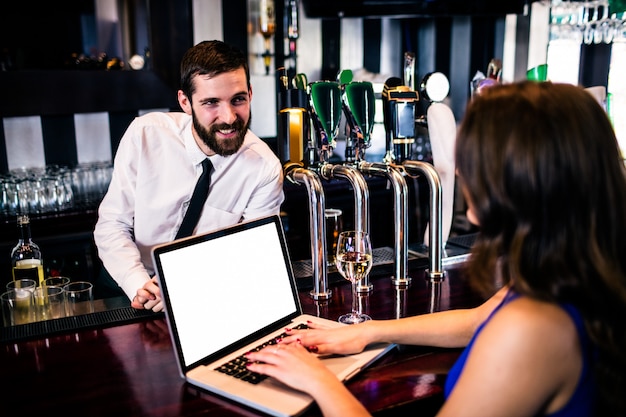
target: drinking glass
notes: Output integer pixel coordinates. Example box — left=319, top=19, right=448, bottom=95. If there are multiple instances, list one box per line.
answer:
left=324, top=208, right=343, bottom=266
left=64, top=281, right=94, bottom=316
left=1, top=288, right=35, bottom=326
left=34, top=285, right=66, bottom=321
left=6, top=278, right=37, bottom=292
left=44, top=276, right=71, bottom=287
left=335, top=231, right=373, bottom=324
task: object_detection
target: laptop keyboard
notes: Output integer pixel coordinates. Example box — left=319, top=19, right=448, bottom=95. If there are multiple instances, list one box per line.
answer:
left=214, top=323, right=309, bottom=384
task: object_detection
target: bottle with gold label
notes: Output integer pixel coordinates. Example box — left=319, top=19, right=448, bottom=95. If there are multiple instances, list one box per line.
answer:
left=11, top=214, right=44, bottom=286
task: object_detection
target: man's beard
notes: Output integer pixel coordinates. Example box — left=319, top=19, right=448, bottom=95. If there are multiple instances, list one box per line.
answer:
left=192, top=110, right=251, bottom=156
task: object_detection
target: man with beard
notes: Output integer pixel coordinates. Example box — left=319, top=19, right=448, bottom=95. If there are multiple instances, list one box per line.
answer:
left=93, top=41, right=284, bottom=311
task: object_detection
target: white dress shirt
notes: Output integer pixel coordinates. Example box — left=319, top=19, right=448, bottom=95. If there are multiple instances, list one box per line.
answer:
left=94, top=112, right=284, bottom=300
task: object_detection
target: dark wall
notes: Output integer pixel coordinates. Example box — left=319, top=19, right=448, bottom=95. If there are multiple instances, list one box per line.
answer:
left=0, top=1, right=193, bottom=119
left=0, top=1, right=91, bottom=71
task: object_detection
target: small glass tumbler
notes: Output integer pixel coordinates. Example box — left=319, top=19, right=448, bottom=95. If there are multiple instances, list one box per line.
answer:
left=64, top=281, right=94, bottom=316
left=44, top=276, right=71, bottom=287
left=1, top=288, right=35, bottom=326
left=6, top=278, right=37, bottom=292
left=34, top=285, right=66, bottom=321
left=324, top=208, right=343, bottom=266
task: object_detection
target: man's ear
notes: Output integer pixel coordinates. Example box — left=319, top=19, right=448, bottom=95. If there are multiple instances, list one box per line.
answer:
left=178, top=90, right=192, bottom=115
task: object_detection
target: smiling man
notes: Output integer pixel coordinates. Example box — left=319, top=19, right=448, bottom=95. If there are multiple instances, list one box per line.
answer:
left=94, top=40, right=284, bottom=312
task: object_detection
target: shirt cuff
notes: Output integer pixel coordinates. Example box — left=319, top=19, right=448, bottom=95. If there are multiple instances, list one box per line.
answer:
left=120, top=270, right=152, bottom=302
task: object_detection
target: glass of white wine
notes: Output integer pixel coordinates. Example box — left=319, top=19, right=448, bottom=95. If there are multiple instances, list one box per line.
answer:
left=335, top=230, right=373, bottom=324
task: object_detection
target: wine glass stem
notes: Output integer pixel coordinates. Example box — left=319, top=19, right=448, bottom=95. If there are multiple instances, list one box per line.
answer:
left=351, top=281, right=360, bottom=318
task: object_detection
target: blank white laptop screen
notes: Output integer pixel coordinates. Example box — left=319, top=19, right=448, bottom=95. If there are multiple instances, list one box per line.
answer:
left=156, top=220, right=299, bottom=367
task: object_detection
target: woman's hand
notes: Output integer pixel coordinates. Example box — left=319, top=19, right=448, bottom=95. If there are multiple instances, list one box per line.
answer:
left=246, top=342, right=337, bottom=392
left=279, top=320, right=372, bottom=356
left=246, top=341, right=372, bottom=417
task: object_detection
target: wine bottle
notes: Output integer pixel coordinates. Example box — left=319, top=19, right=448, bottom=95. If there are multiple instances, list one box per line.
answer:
left=11, top=214, right=45, bottom=286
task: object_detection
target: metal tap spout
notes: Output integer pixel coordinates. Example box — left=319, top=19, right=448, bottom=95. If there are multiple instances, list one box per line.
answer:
left=318, top=162, right=372, bottom=292
left=400, top=160, right=445, bottom=284
left=284, top=162, right=332, bottom=301
left=357, top=161, right=411, bottom=287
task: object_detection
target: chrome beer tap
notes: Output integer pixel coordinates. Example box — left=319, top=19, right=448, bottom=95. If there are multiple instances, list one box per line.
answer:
left=380, top=75, right=446, bottom=300
left=401, top=160, right=444, bottom=284
left=339, top=70, right=412, bottom=288
left=308, top=80, right=372, bottom=292
left=284, top=162, right=332, bottom=301
left=278, top=70, right=331, bottom=301
left=358, top=161, right=411, bottom=288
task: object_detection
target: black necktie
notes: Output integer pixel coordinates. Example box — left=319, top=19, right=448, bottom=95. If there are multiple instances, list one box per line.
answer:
left=176, top=158, right=213, bottom=239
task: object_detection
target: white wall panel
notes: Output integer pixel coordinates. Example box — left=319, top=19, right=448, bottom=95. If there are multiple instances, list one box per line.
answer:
left=527, top=1, right=550, bottom=71
left=379, top=18, right=402, bottom=79
left=298, top=3, right=322, bottom=82
left=193, top=0, right=224, bottom=43
left=340, top=18, right=364, bottom=72
left=75, top=112, right=112, bottom=164
left=4, top=116, right=45, bottom=171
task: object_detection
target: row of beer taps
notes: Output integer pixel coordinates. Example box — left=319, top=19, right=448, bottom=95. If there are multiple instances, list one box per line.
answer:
left=277, top=54, right=446, bottom=308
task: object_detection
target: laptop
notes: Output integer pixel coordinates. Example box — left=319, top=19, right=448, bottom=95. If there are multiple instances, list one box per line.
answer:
left=151, top=215, right=395, bottom=417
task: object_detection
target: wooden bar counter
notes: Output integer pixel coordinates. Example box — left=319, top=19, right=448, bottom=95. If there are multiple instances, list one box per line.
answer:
left=1, top=262, right=484, bottom=417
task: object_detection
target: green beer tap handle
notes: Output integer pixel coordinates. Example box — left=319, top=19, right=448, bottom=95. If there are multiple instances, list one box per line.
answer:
left=309, top=81, right=342, bottom=149
left=293, top=73, right=308, bottom=90
left=345, top=81, right=376, bottom=147
left=337, top=69, right=353, bottom=85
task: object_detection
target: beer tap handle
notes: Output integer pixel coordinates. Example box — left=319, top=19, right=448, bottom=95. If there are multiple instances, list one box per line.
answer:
left=338, top=69, right=359, bottom=162
left=382, top=77, right=402, bottom=133
left=382, top=77, right=403, bottom=163
left=311, top=111, right=328, bottom=147
left=337, top=68, right=353, bottom=85
left=293, top=73, right=308, bottom=91
left=344, top=81, right=376, bottom=152
left=403, top=52, right=416, bottom=90
left=383, top=81, right=419, bottom=163
left=309, top=81, right=342, bottom=152
left=276, top=67, right=289, bottom=93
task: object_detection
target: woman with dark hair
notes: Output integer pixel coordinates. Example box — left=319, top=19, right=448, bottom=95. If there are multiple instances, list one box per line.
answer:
left=247, top=81, right=626, bottom=417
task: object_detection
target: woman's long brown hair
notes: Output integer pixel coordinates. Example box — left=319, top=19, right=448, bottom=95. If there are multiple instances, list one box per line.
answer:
left=455, top=81, right=626, bottom=416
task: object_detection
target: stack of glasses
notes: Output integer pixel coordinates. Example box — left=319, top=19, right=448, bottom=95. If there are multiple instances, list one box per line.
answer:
left=0, top=162, right=113, bottom=219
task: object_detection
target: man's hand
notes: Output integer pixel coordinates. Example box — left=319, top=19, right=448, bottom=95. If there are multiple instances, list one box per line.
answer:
left=131, top=277, right=163, bottom=312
